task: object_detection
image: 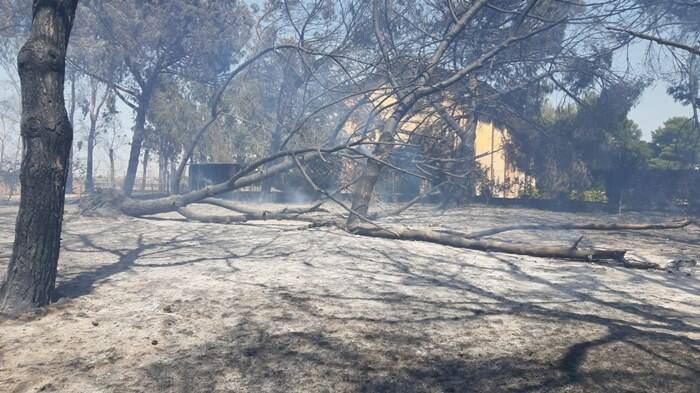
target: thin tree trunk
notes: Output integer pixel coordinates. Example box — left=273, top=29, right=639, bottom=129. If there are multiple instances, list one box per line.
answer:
left=85, top=123, right=96, bottom=192
left=164, top=154, right=170, bottom=192
left=109, top=148, right=115, bottom=188
left=141, top=148, right=150, bottom=192
left=169, top=155, right=175, bottom=189
left=66, top=74, right=76, bottom=194
left=123, top=98, right=150, bottom=196
left=85, top=78, right=108, bottom=193
left=7, top=138, right=21, bottom=200
left=86, top=84, right=99, bottom=193
left=170, top=118, right=216, bottom=194
left=0, top=0, right=79, bottom=316
left=0, top=135, right=5, bottom=172
left=158, top=151, right=166, bottom=192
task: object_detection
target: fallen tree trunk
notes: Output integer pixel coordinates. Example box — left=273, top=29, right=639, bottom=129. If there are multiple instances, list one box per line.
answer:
left=201, top=198, right=328, bottom=216
left=459, top=220, right=696, bottom=239
left=351, top=224, right=630, bottom=263
left=78, top=137, right=689, bottom=270
left=176, top=206, right=320, bottom=224
left=81, top=143, right=360, bottom=217
left=156, top=205, right=671, bottom=269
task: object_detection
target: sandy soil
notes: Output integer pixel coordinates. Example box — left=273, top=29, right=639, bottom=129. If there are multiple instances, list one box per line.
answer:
left=0, top=201, right=699, bottom=393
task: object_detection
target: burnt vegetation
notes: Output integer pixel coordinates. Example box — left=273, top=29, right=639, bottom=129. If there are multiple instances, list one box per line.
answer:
left=0, top=0, right=699, bottom=391
left=1, top=0, right=699, bottom=319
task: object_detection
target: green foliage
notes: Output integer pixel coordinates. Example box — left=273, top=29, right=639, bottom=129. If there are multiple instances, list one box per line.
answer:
left=506, top=81, right=648, bottom=196
left=569, top=188, right=608, bottom=203
left=649, top=117, right=700, bottom=169
left=79, top=0, right=253, bottom=87
left=591, top=119, right=652, bottom=171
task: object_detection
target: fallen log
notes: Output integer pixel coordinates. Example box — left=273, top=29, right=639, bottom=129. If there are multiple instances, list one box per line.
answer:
left=201, top=198, right=328, bottom=216
left=351, top=224, right=629, bottom=263
left=80, top=142, right=360, bottom=217
left=459, top=220, right=695, bottom=239
left=176, top=206, right=319, bottom=224
left=163, top=211, right=664, bottom=269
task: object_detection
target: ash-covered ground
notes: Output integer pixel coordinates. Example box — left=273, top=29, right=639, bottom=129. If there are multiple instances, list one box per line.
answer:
left=1, top=202, right=699, bottom=392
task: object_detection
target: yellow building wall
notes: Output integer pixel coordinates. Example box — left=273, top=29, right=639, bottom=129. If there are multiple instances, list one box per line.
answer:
left=340, top=95, right=533, bottom=199
left=474, top=121, right=531, bottom=198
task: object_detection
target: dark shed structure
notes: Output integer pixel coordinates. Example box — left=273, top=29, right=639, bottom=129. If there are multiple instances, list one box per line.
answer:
left=188, top=163, right=242, bottom=191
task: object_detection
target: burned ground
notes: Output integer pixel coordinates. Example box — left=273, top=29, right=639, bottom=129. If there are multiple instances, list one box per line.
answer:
left=1, top=202, right=699, bottom=393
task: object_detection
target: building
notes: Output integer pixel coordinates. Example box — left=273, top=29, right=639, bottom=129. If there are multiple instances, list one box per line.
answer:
left=341, top=91, right=533, bottom=199
left=474, top=120, right=532, bottom=198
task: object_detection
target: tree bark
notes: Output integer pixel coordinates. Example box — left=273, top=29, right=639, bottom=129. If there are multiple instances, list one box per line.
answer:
left=0, top=0, right=79, bottom=316
left=141, top=147, right=149, bottom=192
left=66, top=74, right=76, bottom=193
left=85, top=78, right=108, bottom=194
left=350, top=224, right=633, bottom=264
left=261, top=66, right=303, bottom=197
left=347, top=106, right=407, bottom=227
left=85, top=121, right=96, bottom=192
left=458, top=220, right=696, bottom=239
left=80, top=144, right=356, bottom=217
left=108, top=147, right=115, bottom=188
left=122, top=105, right=146, bottom=196
left=158, top=149, right=166, bottom=192
left=170, top=117, right=216, bottom=194
left=432, top=98, right=477, bottom=207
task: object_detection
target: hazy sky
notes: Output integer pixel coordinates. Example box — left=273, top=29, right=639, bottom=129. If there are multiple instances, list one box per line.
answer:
left=629, top=82, right=691, bottom=140
left=617, top=42, right=692, bottom=140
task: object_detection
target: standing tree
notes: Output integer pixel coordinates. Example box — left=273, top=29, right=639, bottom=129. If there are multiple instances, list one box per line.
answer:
left=0, top=0, right=79, bottom=316
left=346, top=0, right=570, bottom=226
left=81, top=76, right=113, bottom=193
left=76, top=0, right=252, bottom=196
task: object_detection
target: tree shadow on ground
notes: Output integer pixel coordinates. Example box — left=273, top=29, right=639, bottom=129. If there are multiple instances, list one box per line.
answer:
left=132, top=317, right=699, bottom=393
left=127, top=242, right=700, bottom=393
left=53, top=228, right=286, bottom=300
left=38, top=211, right=700, bottom=392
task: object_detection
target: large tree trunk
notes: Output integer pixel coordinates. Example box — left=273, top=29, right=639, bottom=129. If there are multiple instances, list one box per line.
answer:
left=347, top=106, right=407, bottom=227
left=122, top=105, right=146, bottom=196
left=80, top=144, right=353, bottom=217
left=0, top=0, right=79, bottom=316
left=261, top=66, right=302, bottom=197
left=122, top=86, right=155, bottom=196
left=350, top=224, right=638, bottom=265
left=432, top=102, right=477, bottom=207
